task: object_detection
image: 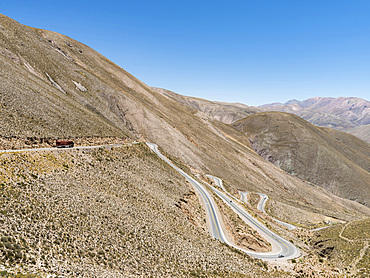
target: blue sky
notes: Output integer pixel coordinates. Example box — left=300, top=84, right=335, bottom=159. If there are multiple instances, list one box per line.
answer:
left=1, top=0, right=370, bottom=106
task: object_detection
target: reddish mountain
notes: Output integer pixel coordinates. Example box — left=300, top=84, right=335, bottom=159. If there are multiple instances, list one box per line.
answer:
left=261, top=97, right=370, bottom=143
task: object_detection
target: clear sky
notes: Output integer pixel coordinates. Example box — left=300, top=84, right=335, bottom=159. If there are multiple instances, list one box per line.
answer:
left=1, top=0, right=369, bottom=106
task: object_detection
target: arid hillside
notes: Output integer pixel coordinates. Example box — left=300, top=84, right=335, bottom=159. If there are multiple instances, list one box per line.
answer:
left=309, top=218, right=370, bottom=277
left=155, top=89, right=370, bottom=145
left=0, top=143, right=283, bottom=277
left=350, top=125, right=370, bottom=144
left=152, top=87, right=261, bottom=124
left=232, top=112, right=370, bottom=206
left=260, top=97, right=370, bottom=143
left=1, top=13, right=370, bottom=277
left=1, top=14, right=367, bottom=220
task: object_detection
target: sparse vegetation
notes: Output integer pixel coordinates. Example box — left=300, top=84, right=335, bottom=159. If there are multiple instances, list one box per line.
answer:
left=211, top=190, right=272, bottom=252
left=308, top=219, right=370, bottom=277
left=0, top=144, right=287, bottom=277
left=0, top=13, right=369, bottom=277
left=247, top=192, right=261, bottom=208
left=232, top=112, right=370, bottom=207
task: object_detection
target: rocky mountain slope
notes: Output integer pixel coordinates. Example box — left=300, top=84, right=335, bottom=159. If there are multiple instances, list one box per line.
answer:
left=153, top=87, right=261, bottom=124
left=1, top=13, right=366, bottom=218
left=260, top=97, right=370, bottom=143
left=155, top=90, right=370, bottom=145
left=232, top=112, right=370, bottom=206
left=350, top=125, right=370, bottom=144
left=156, top=87, right=370, bottom=208
left=1, top=14, right=370, bottom=276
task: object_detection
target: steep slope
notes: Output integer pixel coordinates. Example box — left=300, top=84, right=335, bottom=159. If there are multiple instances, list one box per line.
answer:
left=2, top=14, right=370, bottom=274
left=0, top=18, right=137, bottom=139
left=232, top=112, right=370, bottom=206
left=1, top=14, right=367, bottom=222
left=350, top=125, right=370, bottom=144
left=155, top=89, right=370, bottom=144
left=153, top=87, right=261, bottom=124
left=2, top=13, right=370, bottom=277
left=261, top=97, right=370, bottom=143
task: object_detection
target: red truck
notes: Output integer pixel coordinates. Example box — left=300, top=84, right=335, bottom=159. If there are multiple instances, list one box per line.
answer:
left=56, top=140, right=74, bottom=148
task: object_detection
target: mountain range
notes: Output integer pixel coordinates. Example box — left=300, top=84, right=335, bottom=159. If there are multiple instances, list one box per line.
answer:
left=156, top=89, right=370, bottom=144
left=0, top=14, right=369, bottom=277
left=260, top=97, right=370, bottom=143
left=155, top=88, right=370, bottom=206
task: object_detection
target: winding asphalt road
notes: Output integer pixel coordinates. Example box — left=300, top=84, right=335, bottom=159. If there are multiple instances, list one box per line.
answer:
left=209, top=176, right=297, bottom=231
left=147, top=143, right=300, bottom=260
left=145, top=143, right=228, bottom=242
left=256, top=193, right=297, bottom=230
left=240, top=191, right=248, bottom=204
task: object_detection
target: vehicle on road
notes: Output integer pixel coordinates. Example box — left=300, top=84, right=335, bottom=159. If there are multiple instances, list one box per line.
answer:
left=56, top=140, right=74, bottom=148
left=278, top=254, right=284, bottom=258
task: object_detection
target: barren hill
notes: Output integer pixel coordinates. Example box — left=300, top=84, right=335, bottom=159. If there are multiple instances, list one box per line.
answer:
left=1, top=13, right=365, bottom=218
left=153, top=87, right=262, bottom=124
left=232, top=112, right=370, bottom=206
left=261, top=97, right=370, bottom=143
left=1, top=14, right=370, bottom=276
left=155, top=90, right=370, bottom=144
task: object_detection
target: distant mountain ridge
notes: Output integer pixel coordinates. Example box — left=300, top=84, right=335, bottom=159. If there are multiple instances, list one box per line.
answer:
left=260, top=97, right=370, bottom=143
left=152, top=87, right=261, bottom=124
left=153, top=90, right=370, bottom=143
